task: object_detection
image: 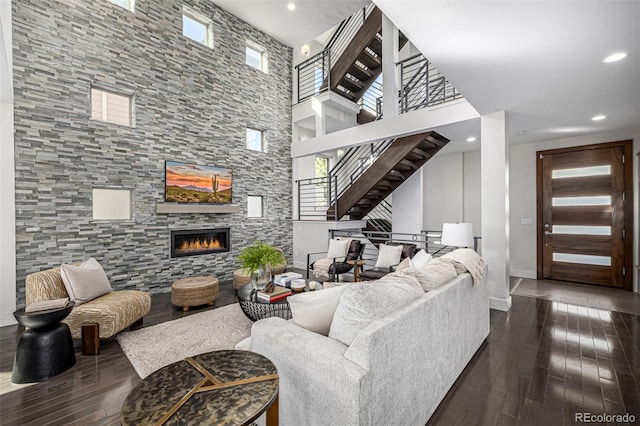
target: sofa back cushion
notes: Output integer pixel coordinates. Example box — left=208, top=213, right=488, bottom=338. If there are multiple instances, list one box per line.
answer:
left=328, top=273, right=422, bottom=346
left=26, top=267, right=70, bottom=306
left=289, top=285, right=348, bottom=335
left=60, top=258, right=113, bottom=305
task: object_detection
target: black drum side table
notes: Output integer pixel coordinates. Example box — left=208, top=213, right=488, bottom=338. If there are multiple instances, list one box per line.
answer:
left=12, top=301, right=76, bottom=383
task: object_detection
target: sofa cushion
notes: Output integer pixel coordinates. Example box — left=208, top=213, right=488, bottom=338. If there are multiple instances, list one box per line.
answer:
left=375, top=244, right=403, bottom=268
left=395, top=257, right=411, bottom=272
left=328, top=275, right=422, bottom=346
left=410, top=249, right=433, bottom=269
left=289, top=285, right=348, bottom=335
left=60, top=258, right=113, bottom=305
left=412, top=258, right=457, bottom=291
left=63, top=290, right=151, bottom=339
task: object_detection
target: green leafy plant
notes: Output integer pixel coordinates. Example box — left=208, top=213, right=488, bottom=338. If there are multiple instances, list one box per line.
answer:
left=238, top=241, right=285, bottom=272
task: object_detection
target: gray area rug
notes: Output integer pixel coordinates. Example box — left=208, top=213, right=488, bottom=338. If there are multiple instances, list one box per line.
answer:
left=117, top=303, right=253, bottom=378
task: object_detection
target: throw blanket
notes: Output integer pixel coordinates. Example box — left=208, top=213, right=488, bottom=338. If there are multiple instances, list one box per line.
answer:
left=313, top=238, right=352, bottom=278
left=442, top=249, right=486, bottom=286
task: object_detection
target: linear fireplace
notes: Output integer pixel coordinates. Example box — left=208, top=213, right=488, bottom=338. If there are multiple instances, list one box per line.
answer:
left=171, top=228, right=230, bottom=258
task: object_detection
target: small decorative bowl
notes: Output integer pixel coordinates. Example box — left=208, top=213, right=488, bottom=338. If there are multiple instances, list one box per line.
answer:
left=290, top=279, right=306, bottom=292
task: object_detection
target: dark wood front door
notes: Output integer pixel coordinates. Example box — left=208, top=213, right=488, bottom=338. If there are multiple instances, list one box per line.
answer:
left=537, top=141, right=633, bottom=290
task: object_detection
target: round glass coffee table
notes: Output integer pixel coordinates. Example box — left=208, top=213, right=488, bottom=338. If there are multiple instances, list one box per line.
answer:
left=121, top=350, right=278, bottom=426
left=236, top=282, right=322, bottom=322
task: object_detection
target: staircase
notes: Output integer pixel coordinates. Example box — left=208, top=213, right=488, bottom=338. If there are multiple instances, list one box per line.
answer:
left=327, top=131, right=449, bottom=220
left=328, top=6, right=408, bottom=106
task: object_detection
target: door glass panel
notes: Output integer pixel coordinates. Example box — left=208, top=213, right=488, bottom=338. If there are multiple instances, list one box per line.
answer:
left=552, top=225, right=611, bottom=235
left=552, top=165, right=611, bottom=179
left=552, top=196, right=611, bottom=206
left=553, top=253, right=611, bottom=266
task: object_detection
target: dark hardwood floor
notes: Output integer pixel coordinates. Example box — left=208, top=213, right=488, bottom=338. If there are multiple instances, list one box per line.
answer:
left=1, top=281, right=639, bottom=425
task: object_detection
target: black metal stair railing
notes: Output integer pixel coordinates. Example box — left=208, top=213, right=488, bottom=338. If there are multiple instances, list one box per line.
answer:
left=358, top=78, right=383, bottom=119
left=295, top=4, right=375, bottom=103
left=398, top=53, right=462, bottom=113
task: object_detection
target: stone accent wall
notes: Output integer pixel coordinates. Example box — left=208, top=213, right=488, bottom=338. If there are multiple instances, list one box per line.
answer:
left=12, top=0, right=293, bottom=306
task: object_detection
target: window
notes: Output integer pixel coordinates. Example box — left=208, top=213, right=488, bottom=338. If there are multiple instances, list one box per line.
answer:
left=247, top=196, right=264, bottom=218
left=315, top=156, right=329, bottom=178
left=246, top=41, right=268, bottom=73
left=93, top=188, right=132, bottom=220
left=315, top=156, right=329, bottom=205
left=183, top=6, right=213, bottom=48
left=91, top=87, right=132, bottom=126
left=246, top=127, right=264, bottom=152
left=108, top=0, right=135, bottom=11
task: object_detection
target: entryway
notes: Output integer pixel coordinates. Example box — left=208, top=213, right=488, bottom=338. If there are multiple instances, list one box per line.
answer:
left=536, top=140, right=633, bottom=290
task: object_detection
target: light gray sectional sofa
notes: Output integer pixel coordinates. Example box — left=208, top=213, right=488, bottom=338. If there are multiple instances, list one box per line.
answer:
left=245, top=268, right=490, bottom=426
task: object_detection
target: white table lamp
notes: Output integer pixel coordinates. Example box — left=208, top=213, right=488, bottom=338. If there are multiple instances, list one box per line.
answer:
left=441, top=223, right=474, bottom=248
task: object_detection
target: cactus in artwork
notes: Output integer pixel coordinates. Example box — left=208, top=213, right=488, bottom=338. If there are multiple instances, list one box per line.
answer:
left=211, top=174, right=219, bottom=197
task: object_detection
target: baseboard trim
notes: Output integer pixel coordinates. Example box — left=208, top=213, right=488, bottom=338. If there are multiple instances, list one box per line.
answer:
left=0, top=312, right=17, bottom=327
left=510, top=269, right=536, bottom=279
left=490, top=296, right=512, bottom=312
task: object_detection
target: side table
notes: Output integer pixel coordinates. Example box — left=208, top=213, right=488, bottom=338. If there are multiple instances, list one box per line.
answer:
left=347, top=260, right=366, bottom=282
left=121, top=350, right=279, bottom=426
left=12, top=301, right=76, bottom=383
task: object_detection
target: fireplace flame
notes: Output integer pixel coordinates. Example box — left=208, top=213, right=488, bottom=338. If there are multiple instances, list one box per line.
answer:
left=178, top=237, right=222, bottom=252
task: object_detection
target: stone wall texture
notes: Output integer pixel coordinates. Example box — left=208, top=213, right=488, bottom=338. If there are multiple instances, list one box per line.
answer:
left=12, top=0, right=293, bottom=306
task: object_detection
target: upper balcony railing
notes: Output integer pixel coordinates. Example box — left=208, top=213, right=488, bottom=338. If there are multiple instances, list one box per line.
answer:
left=397, top=53, right=462, bottom=113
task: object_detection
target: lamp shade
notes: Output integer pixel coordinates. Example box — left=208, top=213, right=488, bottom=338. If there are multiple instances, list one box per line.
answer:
left=441, top=223, right=474, bottom=248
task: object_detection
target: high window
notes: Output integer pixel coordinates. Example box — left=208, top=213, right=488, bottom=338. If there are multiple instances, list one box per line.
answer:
left=108, top=0, right=135, bottom=12
left=246, top=127, right=265, bottom=152
left=90, top=87, right=133, bottom=126
left=246, top=41, right=268, bottom=73
left=183, top=6, right=213, bottom=48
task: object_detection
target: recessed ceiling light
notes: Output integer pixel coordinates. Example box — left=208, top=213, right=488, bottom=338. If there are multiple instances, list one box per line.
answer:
left=602, top=52, right=627, bottom=63
left=592, top=115, right=606, bottom=121
left=287, top=2, right=296, bottom=11
left=466, top=137, right=476, bottom=143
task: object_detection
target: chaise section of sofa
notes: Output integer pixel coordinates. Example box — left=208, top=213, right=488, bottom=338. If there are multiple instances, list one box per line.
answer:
left=248, top=270, right=489, bottom=425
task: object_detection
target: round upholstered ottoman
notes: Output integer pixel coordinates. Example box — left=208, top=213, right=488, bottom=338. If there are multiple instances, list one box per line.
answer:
left=232, top=263, right=286, bottom=290
left=171, top=276, right=219, bottom=312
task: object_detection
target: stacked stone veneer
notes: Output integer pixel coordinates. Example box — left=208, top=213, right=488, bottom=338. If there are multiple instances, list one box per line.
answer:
left=12, top=0, right=293, bottom=306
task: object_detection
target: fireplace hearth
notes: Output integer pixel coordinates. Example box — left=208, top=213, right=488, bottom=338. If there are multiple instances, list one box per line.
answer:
left=171, top=228, right=230, bottom=258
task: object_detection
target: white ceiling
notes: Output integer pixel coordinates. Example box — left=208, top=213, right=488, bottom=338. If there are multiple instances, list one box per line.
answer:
left=211, top=0, right=369, bottom=48
left=375, top=0, right=640, bottom=146
left=212, top=1, right=639, bottom=149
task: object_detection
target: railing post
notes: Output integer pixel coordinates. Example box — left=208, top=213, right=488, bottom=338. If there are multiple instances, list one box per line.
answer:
left=297, top=181, right=301, bottom=220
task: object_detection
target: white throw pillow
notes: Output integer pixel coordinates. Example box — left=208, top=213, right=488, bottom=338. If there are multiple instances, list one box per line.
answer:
left=395, top=257, right=411, bottom=272
left=410, top=249, right=433, bottom=269
left=60, top=257, right=113, bottom=305
left=374, top=244, right=403, bottom=268
left=328, top=278, right=422, bottom=346
left=288, top=285, right=348, bottom=335
left=326, top=239, right=350, bottom=261
left=412, top=257, right=457, bottom=292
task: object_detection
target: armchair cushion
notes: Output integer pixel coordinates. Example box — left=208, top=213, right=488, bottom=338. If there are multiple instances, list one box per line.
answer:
left=374, top=243, right=403, bottom=268
left=60, top=257, right=113, bottom=305
left=327, top=238, right=350, bottom=261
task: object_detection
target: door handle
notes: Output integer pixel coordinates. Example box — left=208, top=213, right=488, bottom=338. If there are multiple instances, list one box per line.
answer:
left=545, top=231, right=553, bottom=236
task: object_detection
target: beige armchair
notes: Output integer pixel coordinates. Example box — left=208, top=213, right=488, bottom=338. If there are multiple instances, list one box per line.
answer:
left=26, top=266, right=151, bottom=355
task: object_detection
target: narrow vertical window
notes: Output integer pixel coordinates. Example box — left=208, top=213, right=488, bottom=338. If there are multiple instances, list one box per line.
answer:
left=246, top=41, right=268, bottom=73
left=246, top=127, right=264, bottom=152
left=183, top=6, right=214, bottom=48
left=108, top=0, right=135, bottom=12
left=247, top=196, right=264, bottom=218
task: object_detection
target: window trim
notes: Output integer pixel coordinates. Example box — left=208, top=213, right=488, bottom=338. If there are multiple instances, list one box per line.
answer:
left=246, top=127, right=266, bottom=152
left=108, top=0, right=135, bottom=12
left=90, top=85, right=134, bottom=127
left=245, top=40, right=268, bottom=73
left=182, top=5, right=214, bottom=49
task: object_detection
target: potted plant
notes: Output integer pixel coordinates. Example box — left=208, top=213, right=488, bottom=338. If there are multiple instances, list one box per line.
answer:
left=238, top=242, right=286, bottom=291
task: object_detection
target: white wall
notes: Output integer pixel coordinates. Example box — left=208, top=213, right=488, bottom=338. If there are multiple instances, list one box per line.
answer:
left=292, top=220, right=367, bottom=270
left=463, top=150, right=482, bottom=239
left=0, top=0, right=16, bottom=325
left=392, top=170, right=423, bottom=235
left=509, top=127, right=640, bottom=290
